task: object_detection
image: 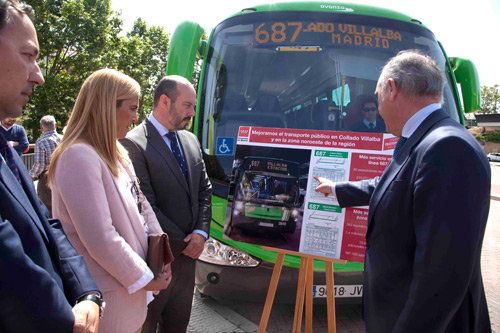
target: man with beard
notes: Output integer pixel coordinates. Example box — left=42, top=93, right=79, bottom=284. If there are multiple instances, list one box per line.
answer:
left=121, top=75, right=212, bottom=333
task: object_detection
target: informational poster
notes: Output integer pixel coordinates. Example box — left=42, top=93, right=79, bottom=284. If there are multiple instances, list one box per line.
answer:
left=223, top=126, right=397, bottom=263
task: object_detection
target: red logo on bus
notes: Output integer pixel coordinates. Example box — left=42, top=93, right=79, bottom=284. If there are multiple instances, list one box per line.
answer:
left=239, top=126, right=250, bottom=137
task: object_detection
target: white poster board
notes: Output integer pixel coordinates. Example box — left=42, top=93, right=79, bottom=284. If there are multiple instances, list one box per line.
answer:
left=223, top=126, right=397, bottom=263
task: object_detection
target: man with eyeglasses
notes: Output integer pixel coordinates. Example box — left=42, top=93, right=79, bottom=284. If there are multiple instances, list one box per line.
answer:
left=349, top=95, right=386, bottom=133
left=0, top=1, right=102, bottom=332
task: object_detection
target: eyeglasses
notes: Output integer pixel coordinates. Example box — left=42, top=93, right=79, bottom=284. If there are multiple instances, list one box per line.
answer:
left=363, top=107, right=378, bottom=112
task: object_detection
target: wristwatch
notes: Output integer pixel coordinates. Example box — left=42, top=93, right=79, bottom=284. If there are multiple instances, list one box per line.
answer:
left=76, top=292, right=106, bottom=318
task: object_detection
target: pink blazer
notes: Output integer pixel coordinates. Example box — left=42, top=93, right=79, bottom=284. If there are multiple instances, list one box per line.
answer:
left=51, top=143, right=163, bottom=329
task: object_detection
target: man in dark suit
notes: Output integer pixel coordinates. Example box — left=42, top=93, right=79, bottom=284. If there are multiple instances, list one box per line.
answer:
left=0, top=1, right=103, bottom=332
left=121, top=75, right=212, bottom=333
left=349, top=95, right=386, bottom=133
left=315, top=50, right=491, bottom=332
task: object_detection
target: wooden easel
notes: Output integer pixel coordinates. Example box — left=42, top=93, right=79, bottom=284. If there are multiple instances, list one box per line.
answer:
left=258, top=247, right=347, bottom=333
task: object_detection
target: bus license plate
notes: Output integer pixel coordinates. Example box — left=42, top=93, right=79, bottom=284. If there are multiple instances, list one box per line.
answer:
left=313, top=285, right=363, bottom=298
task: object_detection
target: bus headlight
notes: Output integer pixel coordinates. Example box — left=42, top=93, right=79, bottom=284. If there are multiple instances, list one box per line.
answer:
left=235, top=201, right=243, bottom=210
left=292, top=209, right=299, bottom=217
left=199, top=237, right=260, bottom=267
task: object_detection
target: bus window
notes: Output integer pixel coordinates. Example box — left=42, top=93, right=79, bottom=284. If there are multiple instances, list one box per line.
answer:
left=227, top=157, right=301, bottom=235
left=332, top=85, right=350, bottom=107
left=200, top=11, right=460, bottom=183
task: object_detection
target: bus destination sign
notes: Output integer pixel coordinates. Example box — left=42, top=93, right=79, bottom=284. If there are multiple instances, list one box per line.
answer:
left=254, top=21, right=409, bottom=50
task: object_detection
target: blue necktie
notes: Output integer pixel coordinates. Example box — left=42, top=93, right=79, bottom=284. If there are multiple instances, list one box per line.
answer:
left=393, top=136, right=408, bottom=158
left=166, top=132, right=188, bottom=181
left=0, top=132, right=21, bottom=183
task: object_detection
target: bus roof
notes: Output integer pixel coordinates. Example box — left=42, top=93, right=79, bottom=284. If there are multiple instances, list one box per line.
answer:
left=221, top=1, right=427, bottom=29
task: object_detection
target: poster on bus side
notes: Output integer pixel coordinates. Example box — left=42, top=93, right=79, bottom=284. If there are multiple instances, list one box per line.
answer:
left=222, top=126, right=397, bottom=263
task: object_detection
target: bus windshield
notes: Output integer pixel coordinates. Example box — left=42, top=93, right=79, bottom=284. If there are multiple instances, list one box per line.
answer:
left=237, top=172, right=299, bottom=206
left=200, top=11, right=459, bottom=186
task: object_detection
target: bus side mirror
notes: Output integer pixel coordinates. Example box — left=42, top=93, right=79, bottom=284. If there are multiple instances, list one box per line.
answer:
left=199, top=40, right=207, bottom=58
left=167, top=21, right=205, bottom=80
left=449, top=57, right=481, bottom=113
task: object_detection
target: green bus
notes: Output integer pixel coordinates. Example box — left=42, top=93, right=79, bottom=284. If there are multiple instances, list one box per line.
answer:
left=166, top=1, right=480, bottom=302
left=226, top=157, right=301, bottom=236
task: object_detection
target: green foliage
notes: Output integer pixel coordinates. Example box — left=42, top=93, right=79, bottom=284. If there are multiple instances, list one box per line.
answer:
left=22, top=0, right=170, bottom=140
left=475, top=131, right=500, bottom=144
left=479, top=84, right=500, bottom=114
left=105, top=18, right=170, bottom=122
left=24, top=0, right=120, bottom=140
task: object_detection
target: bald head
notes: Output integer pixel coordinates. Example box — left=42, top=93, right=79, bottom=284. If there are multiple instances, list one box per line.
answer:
left=374, top=50, right=445, bottom=136
left=152, top=75, right=196, bottom=131
left=153, top=75, right=193, bottom=109
left=377, top=50, right=444, bottom=100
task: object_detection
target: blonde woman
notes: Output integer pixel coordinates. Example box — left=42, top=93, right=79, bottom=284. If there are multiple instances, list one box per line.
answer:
left=49, top=69, right=171, bottom=333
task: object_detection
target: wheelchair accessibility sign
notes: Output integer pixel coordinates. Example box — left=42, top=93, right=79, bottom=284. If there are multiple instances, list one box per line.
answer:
left=216, top=137, right=235, bottom=156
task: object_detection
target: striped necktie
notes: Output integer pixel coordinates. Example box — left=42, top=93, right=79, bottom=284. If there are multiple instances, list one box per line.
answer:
left=0, top=132, right=21, bottom=183
left=166, top=131, right=188, bottom=181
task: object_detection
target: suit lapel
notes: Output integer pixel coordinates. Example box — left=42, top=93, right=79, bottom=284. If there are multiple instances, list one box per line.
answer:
left=367, top=109, right=449, bottom=228
left=177, top=131, right=199, bottom=221
left=0, top=152, right=49, bottom=242
left=177, top=131, right=196, bottom=193
left=144, top=119, right=189, bottom=193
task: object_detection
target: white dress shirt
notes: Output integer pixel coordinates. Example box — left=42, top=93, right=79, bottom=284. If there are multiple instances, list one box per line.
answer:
left=331, top=103, right=441, bottom=196
left=148, top=113, right=208, bottom=240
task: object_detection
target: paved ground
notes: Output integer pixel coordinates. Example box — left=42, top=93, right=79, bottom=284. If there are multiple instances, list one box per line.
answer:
left=187, top=161, right=500, bottom=332
left=188, top=291, right=365, bottom=333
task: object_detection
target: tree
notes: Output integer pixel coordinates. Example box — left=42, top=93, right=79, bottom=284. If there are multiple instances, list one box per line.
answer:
left=480, top=84, right=500, bottom=114
left=24, top=0, right=121, bottom=140
left=22, top=1, right=171, bottom=140
left=104, top=18, right=170, bottom=122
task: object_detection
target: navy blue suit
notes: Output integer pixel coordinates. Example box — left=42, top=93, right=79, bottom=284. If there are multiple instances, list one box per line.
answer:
left=0, top=136, right=99, bottom=332
left=336, top=109, right=491, bottom=332
left=349, top=119, right=386, bottom=133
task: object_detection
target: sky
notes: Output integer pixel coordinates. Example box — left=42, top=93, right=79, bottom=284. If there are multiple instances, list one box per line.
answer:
left=111, top=0, right=500, bottom=87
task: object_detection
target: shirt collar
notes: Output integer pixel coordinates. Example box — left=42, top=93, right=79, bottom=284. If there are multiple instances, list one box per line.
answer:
left=42, top=130, right=57, bottom=136
left=1, top=123, right=14, bottom=131
left=362, top=119, right=376, bottom=127
left=401, top=103, right=441, bottom=138
left=148, top=113, right=173, bottom=137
